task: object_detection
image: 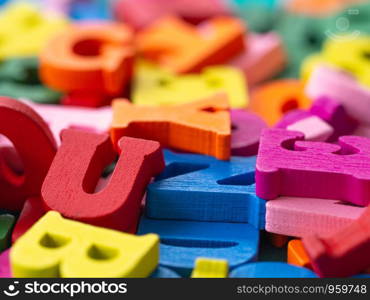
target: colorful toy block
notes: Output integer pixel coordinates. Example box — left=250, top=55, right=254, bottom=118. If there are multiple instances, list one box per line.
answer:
left=41, top=130, right=164, bottom=232
left=286, top=116, right=333, bottom=142
left=138, top=217, right=260, bottom=277
left=230, top=32, right=286, bottom=86
left=0, top=97, right=56, bottom=211
left=257, top=129, right=370, bottom=206
left=249, top=80, right=311, bottom=126
left=287, top=239, right=311, bottom=269
left=40, top=22, right=134, bottom=98
left=11, top=211, right=159, bottom=277
left=275, top=96, right=356, bottom=141
left=0, top=2, right=68, bottom=59
left=111, top=95, right=231, bottom=160
left=132, top=61, right=248, bottom=108
left=266, top=196, right=364, bottom=237
left=191, top=258, right=228, bottom=278
left=24, top=100, right=112, bottom=145
left=146, top=150, right=265, bottom=227
left=231, top=109, right=267, bottom=156
left=303, top=205, right=370, bottom=277
left=306, top=65, right=370, bottom=126
left=136, top=16, right=245, bottom=74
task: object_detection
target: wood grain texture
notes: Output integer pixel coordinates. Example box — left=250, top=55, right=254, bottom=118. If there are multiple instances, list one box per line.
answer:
left=303, top=206, right=370, bottom=277
left=42, top=129, right=164, bottom=232
left=11, top=211, right=159, bottom=278
left=138, top=216, right=259, bottom=277
left=136, top=15, right=245, bottom=73
left=231, top=109, right=267, bottom=156
left=265, top=196, right=364, bottom=237
left=146, top=150, right=265, bottom=228
left=0, top=97, right=57, bottom=211
left=256, top=128, right=370, bottom=206
left=111, top=95, right=231, bottom=160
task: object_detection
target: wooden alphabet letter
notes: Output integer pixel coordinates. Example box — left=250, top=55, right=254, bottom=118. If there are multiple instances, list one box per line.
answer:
left=42, top=129, right=164, bottom=232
